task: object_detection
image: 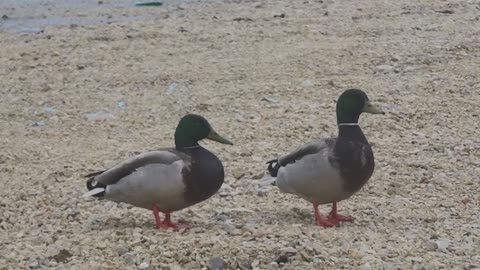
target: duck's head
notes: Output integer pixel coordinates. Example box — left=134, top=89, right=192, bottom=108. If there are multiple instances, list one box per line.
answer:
left=175, top=114, right=233, bottom=149
left=336, top=89, right=384, bottom=124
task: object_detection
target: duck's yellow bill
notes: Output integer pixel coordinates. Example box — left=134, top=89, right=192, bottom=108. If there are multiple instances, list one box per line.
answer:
left=207, top=129, right=233, bottom=145
left=362, top=101, right=384, bottom=114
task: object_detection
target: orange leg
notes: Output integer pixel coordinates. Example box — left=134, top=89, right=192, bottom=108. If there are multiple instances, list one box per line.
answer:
left=312, top=203, right=336, bottom=227
left=328, top=202, right=354, bottom=223
left=151, top=204, right=190, bottom=230
left=151, top=204, right=167, bottom=229
left=163, top=212, right=190, bottom=228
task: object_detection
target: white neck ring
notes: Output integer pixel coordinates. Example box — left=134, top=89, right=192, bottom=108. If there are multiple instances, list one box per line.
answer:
left=181, top=145, right=201, bottom=149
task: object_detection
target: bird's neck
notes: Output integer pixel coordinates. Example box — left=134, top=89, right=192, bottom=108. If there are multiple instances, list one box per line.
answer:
left=336, top=110, right=360, bottom=125
left=336, top=109, right=367, bottom=142
left=337, top=124, right=367, bottom=143
left=175, top=135, right=200, bottom=150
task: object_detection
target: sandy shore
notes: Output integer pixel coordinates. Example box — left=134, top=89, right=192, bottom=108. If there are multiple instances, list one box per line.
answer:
left=1, top=0, right=479, bottom=269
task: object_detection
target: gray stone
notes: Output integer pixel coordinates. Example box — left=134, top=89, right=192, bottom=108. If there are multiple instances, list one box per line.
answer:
left=302, top=79, right=314, bottom=88
left=237, top=259, right=252, bottom=270
left=183, top=261, right=202, bottom=269
left=50, top=249, right=72, bottom=263
left=360, top=262, right=372, bottom=270
left=261, top=96, right=279, bottom=103
left=232, top=168, right=245, bottom=180
left=274, top=254, right=288, bottom=264
left=116, top=246, right=129, bottom=256
left=28, top=259, right=39, bottom=269
left=215, top=212, right=228, bottom=222
left=288, top=240, right=300, bottom=248
left=435, top=239, right=451, bottom=253
left=209, top=256, right=227, bottom=270
left=280, top=246, right=297, bottom=255
left=376, top=65, right=394, bottom=73
left=122, top=253, right=136, bottom=265
left=223, top=223, right=235, bottom=234
left=267, top=262, right=279, bottom=270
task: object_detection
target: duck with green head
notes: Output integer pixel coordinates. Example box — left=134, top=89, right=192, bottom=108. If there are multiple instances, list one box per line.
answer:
left=266, top=89, right=384, bottom=226
left=83, top=114, right=232, bottom=229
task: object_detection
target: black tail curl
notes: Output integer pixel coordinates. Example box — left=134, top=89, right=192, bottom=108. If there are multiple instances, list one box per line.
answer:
left=266, top=159, right=281, bottom=177
left=85, top=171, right=107, bottom=198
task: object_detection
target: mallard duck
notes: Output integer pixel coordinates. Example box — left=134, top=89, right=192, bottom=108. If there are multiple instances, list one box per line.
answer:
left=266, top=89, right=384, bottom=226
left=83, top=114, right=233, bottom=229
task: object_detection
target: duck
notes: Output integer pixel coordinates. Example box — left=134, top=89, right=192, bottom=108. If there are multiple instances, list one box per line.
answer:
left=83, top=114, right=233, bottom=229
left=266, top=89, right=384, bottom=226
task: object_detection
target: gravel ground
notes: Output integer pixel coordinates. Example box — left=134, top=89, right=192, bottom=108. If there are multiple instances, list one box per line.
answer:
left=1, top=0, right=479, bottom=269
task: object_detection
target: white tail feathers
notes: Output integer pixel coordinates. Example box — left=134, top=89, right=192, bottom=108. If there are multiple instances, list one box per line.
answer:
left=82, top=188, right=105, bottom=198
left=259, top=174, right=277, bottom=186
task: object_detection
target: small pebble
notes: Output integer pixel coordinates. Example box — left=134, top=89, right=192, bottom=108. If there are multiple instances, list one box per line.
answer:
left=261, top=96, right=279, bottom=103
left=288, top=240, right=300, bottom=247
left=298, top=250, right=312, bottom=262
left=237, top=259, right=252, bottom=270
left=302, top=79, right=314, bottom=88
left=280, top=246, right=297, bottom=255
left=274, top=254, right=288, bottom=264
left=215, top=212, right=228, bottom=222
left=435, top=239, right=451, bottom=253
left=123, top=253, right=136, bottom=265
left=404, top=65, right=424, bottom=72
left=138, top=262, right=149, bottom=269
left=83, top=111, right=115, bottom=121
left=232, top=169, right=245, bottom=180
left=209, top=256, right=227, bottom=270
left=116, top=246, right=129, bottom=256
left=360, top=262, right=372, bottom=270
left=28, top=259, right=39, bottom=269
left=223, top=223, right=235, bottom=234
left=164, top=82, right=178, bottom=95
left=183, top=262, right=201, bottom=269
left=376, top=65, right=394, bottom=73
left=267, top=262, right=279, bottom=270
left=33, top=121, right=45, bottom=127
left=50, top=249, right=72, bottom=263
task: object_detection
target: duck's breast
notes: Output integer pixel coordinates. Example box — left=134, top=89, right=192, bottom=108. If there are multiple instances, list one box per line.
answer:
left=182, top=148, right=225, bottom=205
left=335, top=141, right=375, bottom=194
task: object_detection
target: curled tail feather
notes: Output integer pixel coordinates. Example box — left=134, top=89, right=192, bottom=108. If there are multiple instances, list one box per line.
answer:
left=84, top=171, right=107, bottom=198
left=266, top=159, right=281, bottom=177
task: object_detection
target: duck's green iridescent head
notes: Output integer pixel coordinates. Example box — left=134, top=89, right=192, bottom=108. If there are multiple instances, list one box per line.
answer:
left=336, top=89, right=384, bottom=124
left=175, top=114, right=233, bottom=149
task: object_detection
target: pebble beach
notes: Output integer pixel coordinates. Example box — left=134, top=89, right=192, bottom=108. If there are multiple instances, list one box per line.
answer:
left=0, top=0, right=479, bottom=269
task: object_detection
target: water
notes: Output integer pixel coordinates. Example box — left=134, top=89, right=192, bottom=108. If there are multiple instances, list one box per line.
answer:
left=0, top=0, right=218, bottom=33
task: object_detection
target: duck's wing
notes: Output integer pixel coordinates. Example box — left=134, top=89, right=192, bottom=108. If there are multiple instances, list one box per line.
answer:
left=279, top=139, right=334, bottom=166
left=266, top=139, right=335, bottom=177
left=274, top=139, right=344, bottom=202
left=96, top=150, right=180, bottom=185
left=84, top=150, right=182, bottom=198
